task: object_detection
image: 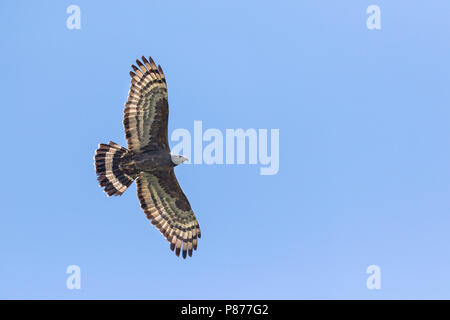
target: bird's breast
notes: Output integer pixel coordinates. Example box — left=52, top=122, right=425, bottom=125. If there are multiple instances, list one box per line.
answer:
left=133, top=150, right=173, bottom=172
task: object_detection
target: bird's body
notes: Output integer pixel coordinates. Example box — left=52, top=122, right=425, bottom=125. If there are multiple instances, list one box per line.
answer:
left=120, top=150, right=175, bottom=174
left=94, top=56, right=201, bottom=259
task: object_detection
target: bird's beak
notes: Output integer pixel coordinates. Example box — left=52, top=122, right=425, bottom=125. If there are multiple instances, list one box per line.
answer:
left=182, top=156, right=189, bottom=163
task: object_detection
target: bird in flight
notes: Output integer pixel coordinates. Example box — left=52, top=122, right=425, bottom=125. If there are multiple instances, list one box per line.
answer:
left=94, top=56, right=201, bottom=258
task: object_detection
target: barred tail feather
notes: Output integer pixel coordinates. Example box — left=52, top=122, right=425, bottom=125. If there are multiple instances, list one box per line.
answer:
left=94, top=141, right=136, bottom=196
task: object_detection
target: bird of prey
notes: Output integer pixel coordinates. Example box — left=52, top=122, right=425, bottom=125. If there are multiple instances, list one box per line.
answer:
left=94, top=56, right=201, bottom=258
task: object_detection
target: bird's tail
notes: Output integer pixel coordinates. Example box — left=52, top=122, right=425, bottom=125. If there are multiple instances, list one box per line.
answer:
left=94, top=141, right=136, bottom=196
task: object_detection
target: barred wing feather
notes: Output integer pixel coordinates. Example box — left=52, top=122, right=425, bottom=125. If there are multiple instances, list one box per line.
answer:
left=136, top=171, right=201, bottom=258
left=123, top=56, right=170, bottom=152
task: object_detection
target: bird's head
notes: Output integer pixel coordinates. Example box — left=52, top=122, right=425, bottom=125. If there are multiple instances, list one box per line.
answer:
left=170, top=154, right=188, bottom=166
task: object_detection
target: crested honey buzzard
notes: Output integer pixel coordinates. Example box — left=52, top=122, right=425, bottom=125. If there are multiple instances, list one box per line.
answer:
left=94, top=56, right=201, bottom=259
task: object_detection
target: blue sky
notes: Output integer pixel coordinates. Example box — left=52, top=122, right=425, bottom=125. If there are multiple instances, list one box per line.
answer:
left=1, top=0, right=450, bottom=299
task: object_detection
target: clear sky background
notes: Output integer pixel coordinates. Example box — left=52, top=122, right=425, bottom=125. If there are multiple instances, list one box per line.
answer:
left=1, top=1, right=450, bottom=299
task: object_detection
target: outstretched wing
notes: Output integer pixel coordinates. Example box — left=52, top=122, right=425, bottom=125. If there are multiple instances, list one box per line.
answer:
left=123, top=56, right=170, bottom=152
left=136, top=170, right=201, bottom=258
